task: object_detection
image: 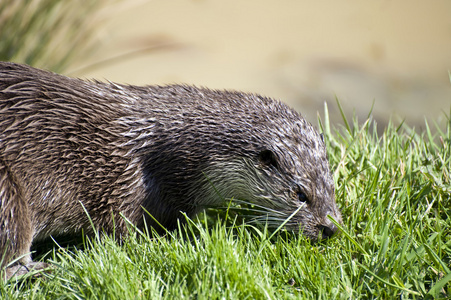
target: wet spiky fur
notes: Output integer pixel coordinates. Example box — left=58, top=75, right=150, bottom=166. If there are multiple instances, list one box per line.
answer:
left=0, top=62, right=341, bottom=279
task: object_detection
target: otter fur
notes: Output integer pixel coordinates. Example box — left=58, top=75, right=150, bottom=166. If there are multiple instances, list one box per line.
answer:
left=0, top=62, right=341, bottom=279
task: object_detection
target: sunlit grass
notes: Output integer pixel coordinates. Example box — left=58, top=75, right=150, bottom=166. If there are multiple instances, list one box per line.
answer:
left=1, top=104, right=450, bottom=299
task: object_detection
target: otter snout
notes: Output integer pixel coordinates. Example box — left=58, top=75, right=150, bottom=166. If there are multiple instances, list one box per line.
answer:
left=318, top=211, right=342, bottom=239
left=318, top=222, right=339, bottom=239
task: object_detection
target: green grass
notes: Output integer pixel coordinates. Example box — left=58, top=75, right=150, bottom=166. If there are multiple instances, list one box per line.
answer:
left=1, top=105, right=450, bottom=299
left=0, top=0, right=106, bottom=72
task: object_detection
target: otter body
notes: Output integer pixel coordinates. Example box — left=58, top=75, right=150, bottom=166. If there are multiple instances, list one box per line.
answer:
left=0, top=62, right=341, bottom=279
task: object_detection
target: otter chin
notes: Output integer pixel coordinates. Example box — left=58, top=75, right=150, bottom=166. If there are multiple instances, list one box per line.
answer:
left=0, top=62, right=342, bottom=279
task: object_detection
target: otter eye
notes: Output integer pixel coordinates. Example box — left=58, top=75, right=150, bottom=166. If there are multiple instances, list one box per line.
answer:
left=258, top=149, right=278, bottom=168
left=297, top=191, right=308, bottom=203
left=297, top=192, right=308, bottom=202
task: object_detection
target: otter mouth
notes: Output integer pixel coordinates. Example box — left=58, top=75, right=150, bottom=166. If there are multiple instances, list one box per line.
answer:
left=203, top=199, right=340, bottom=242
left=316, top=223, right=340, bottom=240
left=205, top=199, right=314, bottom=237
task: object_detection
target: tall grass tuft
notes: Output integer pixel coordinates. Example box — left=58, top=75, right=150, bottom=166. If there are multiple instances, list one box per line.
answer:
left=320, top=103, right=451, bottom=299
left=0, top=0, right=107, bottom=72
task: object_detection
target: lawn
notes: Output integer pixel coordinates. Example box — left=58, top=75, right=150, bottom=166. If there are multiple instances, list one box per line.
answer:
left=1, top=103, right=450, bottom=299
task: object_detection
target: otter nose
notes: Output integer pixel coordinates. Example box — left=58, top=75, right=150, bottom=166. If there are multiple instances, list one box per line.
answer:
left=318, top=222, right=339, bottom=239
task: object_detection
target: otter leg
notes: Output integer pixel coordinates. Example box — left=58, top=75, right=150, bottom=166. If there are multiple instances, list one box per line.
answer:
left=0, top=158, right=47, bottom=280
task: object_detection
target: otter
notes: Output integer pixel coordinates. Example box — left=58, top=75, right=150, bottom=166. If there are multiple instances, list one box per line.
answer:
left=0, top=62, right=341, bottom=279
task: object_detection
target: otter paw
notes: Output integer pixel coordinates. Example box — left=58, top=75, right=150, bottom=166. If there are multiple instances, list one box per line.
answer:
left=4, top=262, right=52, bottom=281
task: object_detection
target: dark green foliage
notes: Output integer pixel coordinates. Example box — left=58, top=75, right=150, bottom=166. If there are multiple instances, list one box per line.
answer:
left=0, top=0, right=105, bottom=72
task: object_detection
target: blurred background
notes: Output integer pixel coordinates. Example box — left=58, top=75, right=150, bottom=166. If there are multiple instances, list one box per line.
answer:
left=2, top=0, right=450, bottom=128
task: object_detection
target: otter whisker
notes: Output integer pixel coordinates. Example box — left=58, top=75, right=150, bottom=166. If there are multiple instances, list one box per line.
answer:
left=224, top=199, right=289, bottom=216
left=218, top=206, right=286, bottom=217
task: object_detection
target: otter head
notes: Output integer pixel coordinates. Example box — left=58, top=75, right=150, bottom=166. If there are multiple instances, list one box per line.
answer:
left=131, top=86, right=341, bottom=241
left=203, top=113, right=342, bottom=241
left=168, top=89, right=343, bottom=241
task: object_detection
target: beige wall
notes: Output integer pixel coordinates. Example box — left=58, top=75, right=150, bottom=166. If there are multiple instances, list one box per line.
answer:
left=74, top=0, right=451, bottom=127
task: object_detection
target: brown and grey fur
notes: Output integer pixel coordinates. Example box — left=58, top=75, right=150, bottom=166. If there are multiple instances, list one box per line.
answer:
left=0, top=62, right=341, bottom=279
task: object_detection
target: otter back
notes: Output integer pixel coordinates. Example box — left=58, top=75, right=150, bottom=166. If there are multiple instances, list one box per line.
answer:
left=0, top=62, right=341, bottom=279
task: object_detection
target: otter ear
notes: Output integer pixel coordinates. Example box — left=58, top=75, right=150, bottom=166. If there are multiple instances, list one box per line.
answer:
left=320, top=133, right=325, bottom=143
left=258, top=149, right=278, bottom=168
